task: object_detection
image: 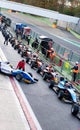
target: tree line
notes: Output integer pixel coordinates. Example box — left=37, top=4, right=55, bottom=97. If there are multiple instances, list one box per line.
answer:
left=9, top=0, right=80, bottom=17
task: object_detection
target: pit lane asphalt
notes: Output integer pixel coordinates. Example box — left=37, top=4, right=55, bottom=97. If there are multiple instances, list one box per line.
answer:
left=0, top=32, right=42, bottom=130
left=0, top=33, right=80, bottom=130
left=0, top=41, right=30, bottom=130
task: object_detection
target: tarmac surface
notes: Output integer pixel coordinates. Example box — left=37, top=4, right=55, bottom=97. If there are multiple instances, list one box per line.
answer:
left=0, top=32, right=42, bottom=130
left=0, top=11, right=80, bottom=130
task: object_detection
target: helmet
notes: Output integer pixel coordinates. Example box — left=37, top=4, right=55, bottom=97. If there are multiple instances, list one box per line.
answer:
left=51, top=48, right=54, bottom=51
left=76, top=61, right=78, bottom=64
left=22, top=59, right=25, bottom=62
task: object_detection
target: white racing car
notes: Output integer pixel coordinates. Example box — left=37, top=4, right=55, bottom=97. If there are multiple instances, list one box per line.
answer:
left=0, top=61, right=38, bottom=84
left=0, top=61, right=13, bottom=75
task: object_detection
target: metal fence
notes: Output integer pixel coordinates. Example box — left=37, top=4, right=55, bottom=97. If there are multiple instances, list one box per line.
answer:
left=30, top=30, right=80, bottom=84
left=30, top=30, right=80, bottom=63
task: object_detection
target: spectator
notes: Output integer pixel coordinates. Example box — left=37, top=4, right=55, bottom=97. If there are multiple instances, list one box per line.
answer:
left=71, top=61, right=79, bottom=82
left=16, top=59, right=26, bottom=71
left=4, top=33, right=9, bottom=45
left=46, top=48, right=56, bottom=61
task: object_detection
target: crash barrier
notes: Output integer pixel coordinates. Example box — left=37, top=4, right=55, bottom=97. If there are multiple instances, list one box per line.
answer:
left=30, top=30, right=80, bottom=85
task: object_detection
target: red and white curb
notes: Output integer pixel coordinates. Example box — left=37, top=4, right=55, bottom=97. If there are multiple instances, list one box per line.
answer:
left=10, top=77, right=42, bottom=130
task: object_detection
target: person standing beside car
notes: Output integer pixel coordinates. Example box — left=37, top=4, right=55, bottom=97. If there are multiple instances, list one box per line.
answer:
left=71, top=61, right=79, bottom=82
left=16, top=59, right=26, bottom=71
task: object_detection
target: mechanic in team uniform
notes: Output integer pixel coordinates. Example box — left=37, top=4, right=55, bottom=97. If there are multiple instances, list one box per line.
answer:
left=16, top=59, right=26, bottom=71
left=71, top=61, right=79, bottom=82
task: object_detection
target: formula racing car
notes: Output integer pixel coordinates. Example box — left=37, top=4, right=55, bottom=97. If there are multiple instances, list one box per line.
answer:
left=0, top=61, right=13, bottom=75
left=49, top=78, right=78, bottom=103
left=0, top=61, right=38, bottom=84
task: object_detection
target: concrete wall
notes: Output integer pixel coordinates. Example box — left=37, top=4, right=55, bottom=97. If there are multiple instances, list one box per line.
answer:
left=57, top=20, right=80, bottom=34
left=0, top=0, right=79, bottom=24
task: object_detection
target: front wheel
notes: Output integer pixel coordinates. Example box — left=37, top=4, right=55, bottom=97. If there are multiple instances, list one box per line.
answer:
left=58, top=90, right=64, bottom=100
left=49, top=80, right=55, bottom=89
left=28, top=72, right=33, bottom=77
left=43, top=73, right=47, bottom=80
left=71, top=104, right=79, bottom=116
left=15, top=73, right=22, bottom=81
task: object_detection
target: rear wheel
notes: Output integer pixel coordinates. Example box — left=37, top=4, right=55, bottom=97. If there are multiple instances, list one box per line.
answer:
left=71, top=104, right=79, bottom=116
left=26, top=57, right=30, bottom=63
left=28, top=72, right=33, bottom=77
left=43, top=73, right=47, bottom=80
left=12, top=43, right=14, bottom=47
left=18, top=49, right=21, bottom=53
left=15, top=73, right=22, bottom=81
left=14, top=46, right=17, bottom=49
left=31, top=62, right=35, bottom=68
left=58, top=90, right=64, bottom=100
left=21, top=52, right=24, bottom=57
left=36, top=67, right=41, bottom=73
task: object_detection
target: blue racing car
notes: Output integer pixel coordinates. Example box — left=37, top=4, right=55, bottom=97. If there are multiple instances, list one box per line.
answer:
left=12, top=69, right=38, bottom=84
left=49, top=77, right=78, bottom=103
left=0, top=61, right=38, bottom=84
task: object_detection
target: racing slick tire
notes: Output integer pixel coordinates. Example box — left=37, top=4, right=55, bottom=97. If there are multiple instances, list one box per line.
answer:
left=26, top=57, right=30, bottom=63
left=71, top=104, right=79, bottom=116
left=21, top=52, right=24, bottom=57
left=58, top=90, right=64, bottom=100
left=36, top=67, right=41, bottom=74
left=12, top=43, right=14, bottom=47
left=15, top=73, right=23, bottom=81
left=43, top=73, right=47, bottom=80
left=18, top=49, right=21, bottom=53
left=28, top=72, right=33, bottom=77
left=31, top=62, right=35, bottom=68
left=49, top=80, right=55, bottom=89
left=14, top=46, right=17, bottom=50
